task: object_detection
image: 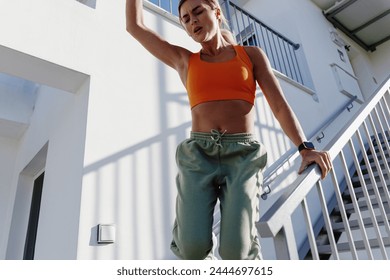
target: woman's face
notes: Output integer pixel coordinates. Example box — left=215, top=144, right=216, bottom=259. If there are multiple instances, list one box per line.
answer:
left=179, top=0, right=220, bottom=43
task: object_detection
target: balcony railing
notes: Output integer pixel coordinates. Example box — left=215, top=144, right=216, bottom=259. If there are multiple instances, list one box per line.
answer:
left=257, top=76, right=390, bottom=259
left=220, top=0, right=304, bottom=86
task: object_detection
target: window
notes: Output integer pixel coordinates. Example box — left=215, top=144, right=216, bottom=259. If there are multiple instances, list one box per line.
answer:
left=23, top=172, right=45, bottom=260
left=149, top=0, right=180, bottom=16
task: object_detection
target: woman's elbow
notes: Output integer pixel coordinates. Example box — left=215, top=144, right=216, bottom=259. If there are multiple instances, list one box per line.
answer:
left=126, top=21, right=145, bottom=38
left=126, top=22, right=136, bottom=35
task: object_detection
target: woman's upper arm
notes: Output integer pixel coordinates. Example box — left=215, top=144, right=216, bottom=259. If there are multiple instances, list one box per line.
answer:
left=126, top=0, right=190, bottom=71
left=245, top=46, right=288, bottom=114
left=128, top=25, right=191, bottom=70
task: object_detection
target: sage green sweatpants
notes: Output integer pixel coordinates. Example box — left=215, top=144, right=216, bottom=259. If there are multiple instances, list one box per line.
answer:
left=170, top=130, right=267, bottom=260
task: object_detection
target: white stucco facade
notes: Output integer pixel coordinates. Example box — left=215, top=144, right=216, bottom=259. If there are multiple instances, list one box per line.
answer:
left=0, top=0, right=389, bottom=260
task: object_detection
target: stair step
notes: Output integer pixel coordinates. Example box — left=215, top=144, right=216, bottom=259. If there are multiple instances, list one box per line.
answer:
left=362, top=165, right=389, bottom=177
left=335, top=198, right=390, bottom=214
left=351, top=172, right=390, bottom=184
left=367, top=154, right=390, bottom=166
left=359, top=182, right=390, bottom=191
left=305, top=132, right=390, bottom=260
left=331, top=214, right=390, bottom=231
left=317, top=237, right=390, bottom=255
left=360, top=160, right=389, bottom=172
left=372, top=140, right=390, bottom=147
left=370, top=137, right=389, bottom=146
left=367, top=146, right=389, bottom=155
left=343, top=184, right=390, bottom=198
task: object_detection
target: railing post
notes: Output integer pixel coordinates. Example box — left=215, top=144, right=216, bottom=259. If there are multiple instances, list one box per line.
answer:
left=316, top=181, right=340, bottom=259
left=221, top=0, right=234, bottom=31
left=274, top=219, right=300, bottom=259
left=301, top=198, right=320, bottom=260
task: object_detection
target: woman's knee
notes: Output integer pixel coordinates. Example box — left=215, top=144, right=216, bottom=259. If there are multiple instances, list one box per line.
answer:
left=179, top=238, right=212, bottom=260
left=218, top=244, right=245, bottom=260
left=218, top=240, right=260, bottom=260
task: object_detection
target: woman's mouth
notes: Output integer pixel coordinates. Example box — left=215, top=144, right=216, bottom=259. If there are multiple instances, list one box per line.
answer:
left=193, top=26, right=202, bottom=34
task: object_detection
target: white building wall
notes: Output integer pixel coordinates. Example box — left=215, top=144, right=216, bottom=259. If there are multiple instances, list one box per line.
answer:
left=369, top=40, right=390, bottom=86
left=0, top=0, right=91, bottom=259
left=4, top=82, right=89, bottom=260
left=336, top=31, right=390, bottom=101
left=0, top=75, right=37, bottom=137
left=0, top=137, right=18, bottom=259
left=0, top=0, right=388, bottom=260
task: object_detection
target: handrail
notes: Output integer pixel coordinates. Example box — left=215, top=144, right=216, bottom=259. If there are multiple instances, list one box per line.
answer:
left=261, top=95, right=358, bottom=199
left=257, top=74, right=390, bottom=240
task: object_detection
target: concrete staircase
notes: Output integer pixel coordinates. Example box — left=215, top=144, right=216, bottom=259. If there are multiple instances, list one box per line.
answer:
left=305, top=132, right=390, bottom=259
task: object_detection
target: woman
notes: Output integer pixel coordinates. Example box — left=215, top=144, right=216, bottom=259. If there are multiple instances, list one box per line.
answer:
left=126, top=0, right=332, bottom=260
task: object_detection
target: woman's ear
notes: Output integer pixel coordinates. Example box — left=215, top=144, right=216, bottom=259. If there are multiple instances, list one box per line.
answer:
left=215, top=8, right=221, bottom=19
left=215, top=8, right=222, bottom=25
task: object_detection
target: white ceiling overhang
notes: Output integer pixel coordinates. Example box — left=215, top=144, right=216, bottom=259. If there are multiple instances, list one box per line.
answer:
left=311, top=0, right=390, bottom=52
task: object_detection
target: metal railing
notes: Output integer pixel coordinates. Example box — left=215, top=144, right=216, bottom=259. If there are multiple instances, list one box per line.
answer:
left=261, top=95, right=358, bottom=200
left=221, top=0, right=304, bottom=86
left=257, top=76, right=390, bottom=259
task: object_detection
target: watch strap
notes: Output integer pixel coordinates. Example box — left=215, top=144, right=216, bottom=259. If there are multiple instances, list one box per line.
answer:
left=298, top=141, right=315, bottom=152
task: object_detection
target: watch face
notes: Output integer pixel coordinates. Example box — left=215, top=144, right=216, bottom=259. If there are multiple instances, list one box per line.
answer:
left=304, top=142, right=315, bottom=149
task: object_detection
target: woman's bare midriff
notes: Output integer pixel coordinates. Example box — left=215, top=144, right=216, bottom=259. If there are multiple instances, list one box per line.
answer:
left=191, top=100, right=255, bottom=134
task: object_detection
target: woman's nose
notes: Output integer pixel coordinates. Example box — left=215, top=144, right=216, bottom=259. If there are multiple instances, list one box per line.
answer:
left=191, top=17, right=198, bottom=25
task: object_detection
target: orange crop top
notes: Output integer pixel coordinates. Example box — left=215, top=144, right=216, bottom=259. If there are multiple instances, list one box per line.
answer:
left=186, top=45, right=256, bottom=108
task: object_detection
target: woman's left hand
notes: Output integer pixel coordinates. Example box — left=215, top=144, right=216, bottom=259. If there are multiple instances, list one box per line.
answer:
left=298, top=149, right=332, bottom=179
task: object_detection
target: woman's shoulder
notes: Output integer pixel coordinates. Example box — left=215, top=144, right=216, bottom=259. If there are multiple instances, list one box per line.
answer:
left=241, top=46, right=269, bottom=66
left=232, top=45, right=264, bottom=66
left=241, top=46, right=273, bottom=77
left=241, top=45, right=264, bottom=57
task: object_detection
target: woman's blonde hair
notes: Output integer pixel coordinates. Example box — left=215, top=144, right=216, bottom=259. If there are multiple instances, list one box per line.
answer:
left=178, top=0, right=235, bottom=43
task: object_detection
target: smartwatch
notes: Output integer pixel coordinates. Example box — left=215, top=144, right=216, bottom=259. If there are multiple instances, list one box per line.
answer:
left=298, top=141, right=315, bottom=152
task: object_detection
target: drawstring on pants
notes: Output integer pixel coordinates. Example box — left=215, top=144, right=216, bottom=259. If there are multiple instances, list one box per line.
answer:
left=210, top=129, right=227, bottom=148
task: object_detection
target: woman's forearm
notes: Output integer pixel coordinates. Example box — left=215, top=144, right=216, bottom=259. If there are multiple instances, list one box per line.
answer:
left=273, top=101, right=307, bottom=148
left=126, top=0, right=144, bottom=34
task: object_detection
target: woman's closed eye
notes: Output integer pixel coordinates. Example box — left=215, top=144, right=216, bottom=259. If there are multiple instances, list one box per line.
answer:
left=195, top=8, right=204, bottom=15
left=182, top=7, right=204, bottom=23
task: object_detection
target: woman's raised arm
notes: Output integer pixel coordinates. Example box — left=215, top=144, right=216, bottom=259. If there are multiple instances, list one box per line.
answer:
left=126, top=0, right=190, bottom=71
